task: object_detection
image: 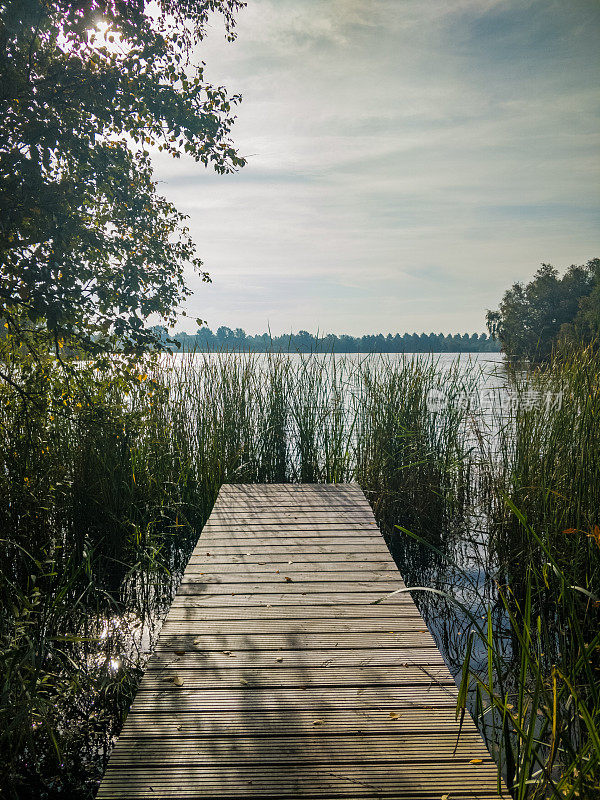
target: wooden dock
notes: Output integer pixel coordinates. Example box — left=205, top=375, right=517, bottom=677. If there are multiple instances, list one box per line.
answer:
left=98, top=483, right=505, bottom=799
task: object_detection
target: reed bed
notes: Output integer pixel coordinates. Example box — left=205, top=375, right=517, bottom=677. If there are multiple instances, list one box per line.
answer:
left=468, top=344, right=600, bottom=798
left=0, top=348, right=597, bottom=798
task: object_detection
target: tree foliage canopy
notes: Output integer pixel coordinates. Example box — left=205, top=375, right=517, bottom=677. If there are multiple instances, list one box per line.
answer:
left=487, top=259, right=600, bottom=362
left=0, top=0, right=245, bottom=362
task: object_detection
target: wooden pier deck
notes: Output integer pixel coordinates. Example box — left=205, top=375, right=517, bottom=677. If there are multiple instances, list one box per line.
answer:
left=98, top=483, right=505, bottom=799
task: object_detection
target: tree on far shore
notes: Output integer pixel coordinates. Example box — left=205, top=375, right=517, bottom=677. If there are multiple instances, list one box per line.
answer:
left=486, top=259, right=600, bottom=362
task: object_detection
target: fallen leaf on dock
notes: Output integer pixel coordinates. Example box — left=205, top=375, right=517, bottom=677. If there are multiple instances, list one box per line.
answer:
left=389, top=712, right=399, bottom=720
left=468, top=759, right=482, bottom=764
left=172, top=676, right=184, bottom=687
left=312, top=719, right=325, bottom=725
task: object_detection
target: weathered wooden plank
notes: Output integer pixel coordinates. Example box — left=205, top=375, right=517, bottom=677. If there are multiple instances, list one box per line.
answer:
left=188, top=551, right=390, bottom=574
left=169, top=596, right=409, bottom=610
left=202, top=525, right=379, bottom=533
left=154, top=635, right=438, bottom=654
left=199, top=528, right=383, bottom=537
left=173, top=578, right=400, bottom=590
left=99, top=483, right=505, bottom=800
left=127, top=685, right=459, bottom=710
left=136, top=664, right=455, bottom=690
left=124, top=703, right=462, bottom=724
left=99, top=764, right=498, bottom=781
left=162, top=606, right=417, bottom=622
left=145, top=648, right=444, bottom=674
left=208, top=508, right=375, bottom=516
left=98, top=763, right=501, bottom=799
left=169, top=595, right=409, bottom=610
left=206, top=509, right=375, bottom=517
left=187, top=553, right=395, bottom=564
left=205, top=519, right=378, bottom=528
left=107, top=731, right=492, bottom=764
left=190, top=546, right=392, bottom=557
left=219, top=483, right=362, bottom=493
left=177, top=579, right=402, bottom=593
left=181, top=562, right=401, bottom=583
left=216, top=490, right=366, bottom=500
left=209, top=498, right=373, bottom=507
left=177, top=578, right=401, bottom=589
left=193, top=541, right=389, bottom=550
left=184, top=553, right=394, bottom=578
left=200, top=523, right=382, bottom=533
left=216, top=487, right=367, bottom=496
left=206, top=510, right=376, bottom=518
left=159, top=618, right=426, bottom=634
left=218, top=488, right=363, bottom=495
left=207, top=517, right=377, bottom=526
left=193, top=538, right=386, bottom=550
left=120, top=708, right=460, bottom=728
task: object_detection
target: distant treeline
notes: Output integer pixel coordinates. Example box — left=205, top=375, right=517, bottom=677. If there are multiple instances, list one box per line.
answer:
left=153, top=326, right=501, bottom=353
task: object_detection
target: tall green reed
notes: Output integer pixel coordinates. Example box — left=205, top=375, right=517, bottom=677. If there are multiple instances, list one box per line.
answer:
left=423, top=344, right=600, bottom=798
left=484, top=344, right=600, bottom=585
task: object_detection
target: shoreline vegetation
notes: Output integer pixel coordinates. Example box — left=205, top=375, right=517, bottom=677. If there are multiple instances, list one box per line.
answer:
left=0, top=346, right=598, bottom=799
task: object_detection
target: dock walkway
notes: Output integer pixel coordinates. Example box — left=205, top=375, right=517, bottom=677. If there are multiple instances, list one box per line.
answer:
left=98, top=483, right=504, bottom=799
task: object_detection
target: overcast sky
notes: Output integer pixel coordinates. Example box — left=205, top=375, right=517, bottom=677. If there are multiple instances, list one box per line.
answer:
left=154, top=0, right=600, bottom=336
